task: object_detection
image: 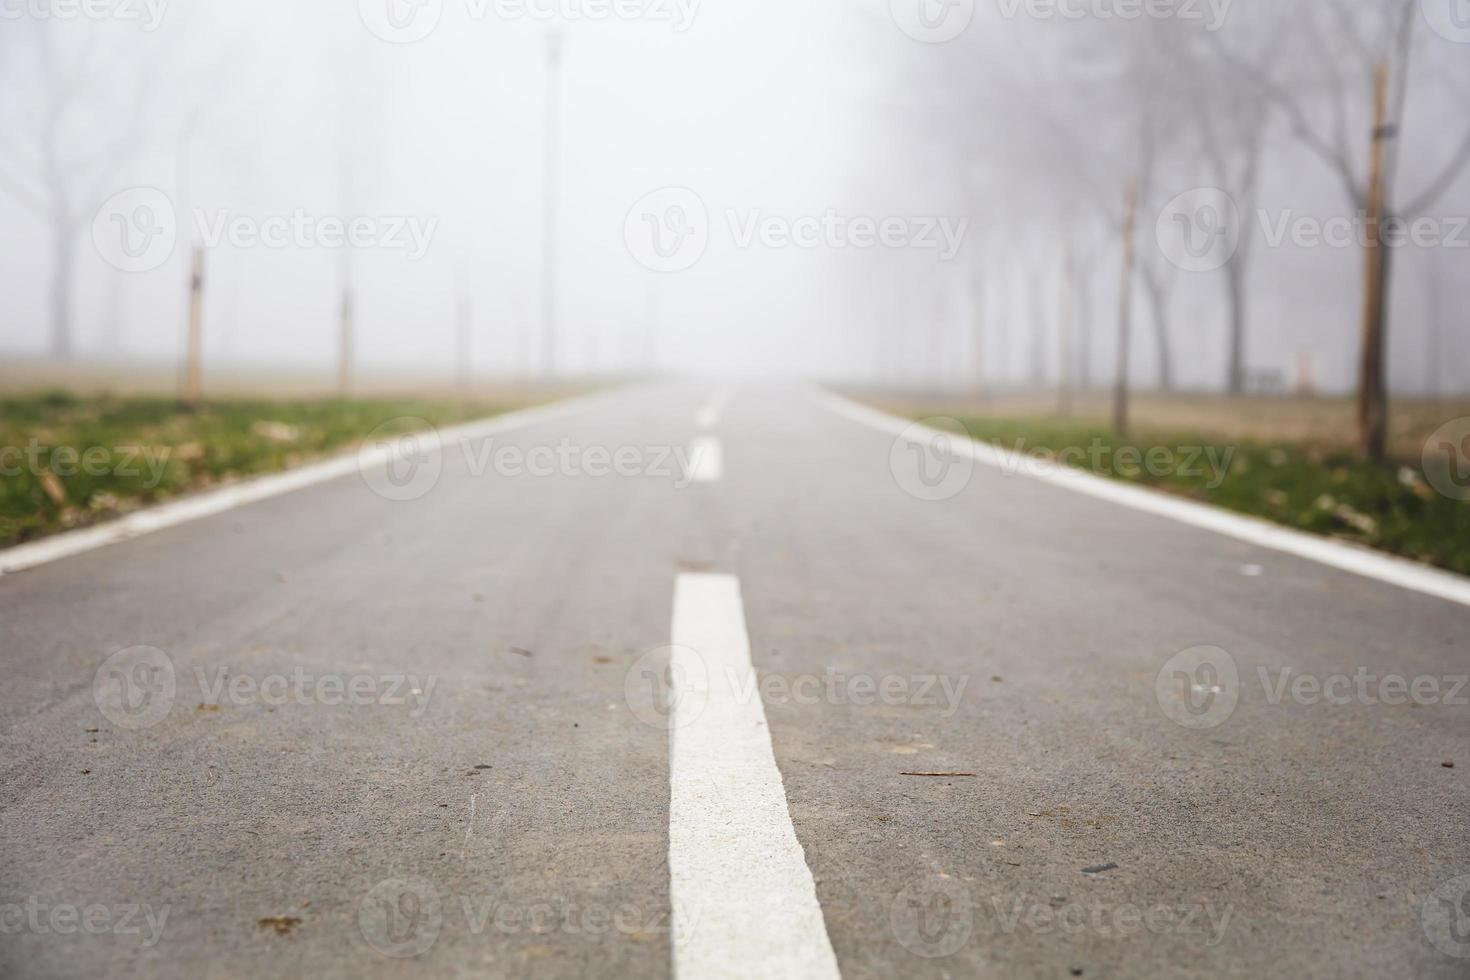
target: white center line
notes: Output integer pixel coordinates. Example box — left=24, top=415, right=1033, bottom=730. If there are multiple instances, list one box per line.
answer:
left=668, top=573, right=841, bottom=980
left=694, top=386, right=737, bottom=430
left=687, top=435, right=724, bottom=483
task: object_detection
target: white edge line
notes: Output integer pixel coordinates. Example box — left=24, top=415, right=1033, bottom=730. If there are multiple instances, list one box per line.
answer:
left=0, top=388, right=619, bottom=577
left=812, top=387, right=1470, bottom=610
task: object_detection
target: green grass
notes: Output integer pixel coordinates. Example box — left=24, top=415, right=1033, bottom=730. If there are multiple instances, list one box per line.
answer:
left=913, top=413, right=1470, bottom=576
left=0, top=392, right=525, bottom=549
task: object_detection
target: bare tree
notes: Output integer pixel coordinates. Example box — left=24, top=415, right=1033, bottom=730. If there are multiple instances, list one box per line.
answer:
left=1225, top=0, right=1470, bottom=458
left=0, top=22, right=154, bottom=358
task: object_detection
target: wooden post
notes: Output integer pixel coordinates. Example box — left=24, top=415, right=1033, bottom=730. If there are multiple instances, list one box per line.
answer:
left=183, top=245, right=205, bottom=408
left=457, top=295, right=473, bottom=393
left=338, top=286, right=354, bottom=397
left=1113, top=179, right=1139, bottom=436
left=1357, top=62, right=1392, bottom=461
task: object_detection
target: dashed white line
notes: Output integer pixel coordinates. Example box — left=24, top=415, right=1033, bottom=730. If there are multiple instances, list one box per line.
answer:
left=687, top=436, right=724, bottom=483
left=695, top=386, right=737, bottom=429
left=668, top=572, right=841, bottom=980
left=813, top=388, right=1470, bottom=609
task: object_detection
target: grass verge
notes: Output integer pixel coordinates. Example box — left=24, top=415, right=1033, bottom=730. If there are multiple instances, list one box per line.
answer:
left=0, top=392, right=530, bottom=549
left=888, top=408, right=1470, bottom=576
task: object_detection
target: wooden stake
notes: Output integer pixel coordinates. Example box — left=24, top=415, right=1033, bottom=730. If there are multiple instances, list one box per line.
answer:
left=183, top=245, right=205, bottom=408
left=338, top=286, right=354, bottom=397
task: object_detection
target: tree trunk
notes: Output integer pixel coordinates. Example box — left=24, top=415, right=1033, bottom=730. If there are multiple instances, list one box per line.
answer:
left=1224, top=255, right=1247, bottom=394
left=50, top=226, right=73, bottom=360
left=1357, top=63, right=1392, bottom=462
left=1057, top=237, right=1074, bottom=416
left=1143, top=271, right=1173, bottom=392
left=1113, top=180, right=1139, bottom=435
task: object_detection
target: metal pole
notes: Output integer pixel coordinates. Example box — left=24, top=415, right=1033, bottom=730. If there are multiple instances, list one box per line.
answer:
left=540, top=30, right=563, bottom=379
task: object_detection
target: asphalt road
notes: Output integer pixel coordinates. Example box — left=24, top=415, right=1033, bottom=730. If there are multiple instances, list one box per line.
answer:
left=2, top=381, right=1468, bottom=979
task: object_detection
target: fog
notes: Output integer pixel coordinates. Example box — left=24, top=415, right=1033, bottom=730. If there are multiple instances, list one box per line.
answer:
left=2, top=0, right=1467, bottom=394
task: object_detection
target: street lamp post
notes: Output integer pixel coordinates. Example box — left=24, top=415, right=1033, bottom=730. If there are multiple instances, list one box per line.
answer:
left=540, top=30, right=563, bottom=379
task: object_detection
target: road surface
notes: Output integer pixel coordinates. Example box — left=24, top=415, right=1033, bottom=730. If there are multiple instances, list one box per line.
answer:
left=2, top=382, right=1468, bottom=978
